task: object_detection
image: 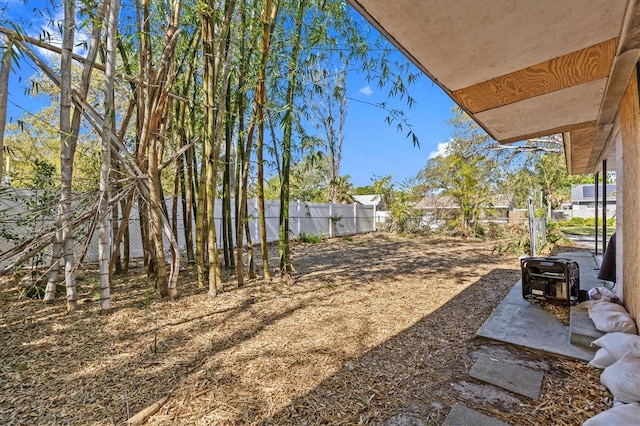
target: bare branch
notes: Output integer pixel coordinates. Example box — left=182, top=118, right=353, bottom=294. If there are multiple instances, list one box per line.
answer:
left=490, top=145, right=562, bottom=153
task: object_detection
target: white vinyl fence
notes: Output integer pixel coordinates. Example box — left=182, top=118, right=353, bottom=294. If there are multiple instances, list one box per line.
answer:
left=150, top=198, right=375, bottom=260
left=0, top=188, right=376, bottom=269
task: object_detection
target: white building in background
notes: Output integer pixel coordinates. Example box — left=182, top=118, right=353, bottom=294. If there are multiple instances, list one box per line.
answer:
left=352, top=194, right=388, bottom=225
left=570, top=184, right=616, bottom=219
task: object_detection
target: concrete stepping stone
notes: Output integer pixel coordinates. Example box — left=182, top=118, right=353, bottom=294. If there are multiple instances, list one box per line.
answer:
left=469, top=354, right=543, bottom=400
left=443, top=403, right=510, bottom=426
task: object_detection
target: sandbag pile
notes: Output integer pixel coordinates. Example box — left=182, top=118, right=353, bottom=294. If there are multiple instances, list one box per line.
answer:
left=585, top=299, right=638, bottom=335
left=583, top=299, right=640, bottom=425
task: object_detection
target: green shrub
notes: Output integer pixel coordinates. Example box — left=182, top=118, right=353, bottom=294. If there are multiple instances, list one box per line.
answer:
left=298, top=231, right=326, bottom=243
left=492, top=224, right=530, bottom=255
left=569, top=217, right=586, bottom=226
left=546, top=222, right=566, bottom=244
left=557, top=216, right=616, bottom=229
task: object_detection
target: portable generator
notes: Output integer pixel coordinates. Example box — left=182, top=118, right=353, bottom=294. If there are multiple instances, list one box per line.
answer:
left=521, top=257, right=580, bottom=305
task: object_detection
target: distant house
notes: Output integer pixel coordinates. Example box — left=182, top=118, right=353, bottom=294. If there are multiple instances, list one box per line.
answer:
left=413, top=194, right=456, bottom=211
left=352, top=194, right=382, bottom=208
left=414, top=193, right=514, bottom=221
left=570, top=184, right=616, bottom=219
left=414, top=194, right=513, bottom=216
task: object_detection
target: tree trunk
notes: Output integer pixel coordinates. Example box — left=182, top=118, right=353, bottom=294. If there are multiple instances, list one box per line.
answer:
left=195, top=160, right=207, bottom=288
left=201, top=2, right=221, bottom=296
left=256, top=0, right=279, bottom=281
left=59, top=0, right=78, bottom=312
left=175, top=35, right=199, bottom=265
left=110, top=188, right=135, bottom=276
left=171, top=165, right=180, bottom=239
left=245, top=200, right=256, bottom=279
left=201, top=0, right=238, bottom=296
left=233, top=2, right=259, bottom=287
left=182, top=146, right=195, bottom=264
left=137, top=0, right=182, bottom=298
left=111, top=162, right=123, bottom=275
left=44, top=226, right=62, bottom=302
left=222, top=92, right=235, bottom=272
left=0, top=36, right=12, bottom=183
left=97, top=0, right=120, bottom=311
left=279, top=0, right=305, bottom=278
left=148, top=138, right=170, bottom=297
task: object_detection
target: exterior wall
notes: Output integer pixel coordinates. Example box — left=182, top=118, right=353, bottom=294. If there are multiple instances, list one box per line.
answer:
left=570, top=205, right=617, bottom=219
left=618, top=70, right=640, bottom=327
left=614, top=117, right=624, bottom=301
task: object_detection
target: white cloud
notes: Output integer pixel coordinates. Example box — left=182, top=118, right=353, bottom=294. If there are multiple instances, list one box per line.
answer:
left=428, top=141, right=449, bottom=159
left=358, top=85, right=373, bottom=96
left=29, top=8, right=89, bottom=58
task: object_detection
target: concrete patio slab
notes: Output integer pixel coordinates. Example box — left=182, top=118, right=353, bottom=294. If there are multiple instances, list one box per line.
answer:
left=442, top=403, right=510, bottom=426
left=476, top=282, right=596, bottom=361
left=476, top=252, right=605, bottom=362
left=469, top=354, right=543, bottom=400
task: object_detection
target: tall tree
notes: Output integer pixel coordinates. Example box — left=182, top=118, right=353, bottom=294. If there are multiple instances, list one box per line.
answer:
left=137, top=0, right=182, bottom=298
left=534, top=152, right=570, bottom=219
left=233, top=0, right=260, bottom=286
left=278, top=0, right=306, bottom=279
left=97, top=0, right=121, bottom=311
left=310, top=68, right=347, bottom=204
left=0, top=36, right=12, bottom=183
left=200, top=0, right=238, bottom=295
left=58, top=0, right=80, bottom=311
left=420, top=153, right=494, bottom=237
left=255, top=0, right=278, bottom=281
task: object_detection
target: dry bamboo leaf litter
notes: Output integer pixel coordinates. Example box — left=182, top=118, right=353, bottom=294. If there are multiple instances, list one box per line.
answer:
left=0, top=234, right=610, bottom=425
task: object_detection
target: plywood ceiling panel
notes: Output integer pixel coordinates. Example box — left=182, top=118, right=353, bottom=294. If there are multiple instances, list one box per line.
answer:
left=474, top=78, right=607, bottom=142
left=589, top=124, right=615, bottom=171
left=452, top=39, right=618, bottom=114
left=351, top=0, right=627, bottom=90
left=568, top=126, right=599, bottom=174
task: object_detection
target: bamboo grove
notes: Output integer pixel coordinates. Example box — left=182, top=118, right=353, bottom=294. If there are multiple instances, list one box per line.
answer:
left=0, top=0, right=421, bottom=311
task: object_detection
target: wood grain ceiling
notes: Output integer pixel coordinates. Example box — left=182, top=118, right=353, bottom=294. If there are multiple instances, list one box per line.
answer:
left=451, top=38, right=618, bottom=114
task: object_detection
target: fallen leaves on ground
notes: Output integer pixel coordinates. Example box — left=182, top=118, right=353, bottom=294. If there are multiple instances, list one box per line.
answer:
left=0, top=233, right=611, bottom=425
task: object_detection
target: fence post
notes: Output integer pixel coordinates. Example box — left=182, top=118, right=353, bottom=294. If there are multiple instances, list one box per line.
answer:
left=331, top=203, right=335, bottom=238
left=373, top=204, right=377, bottom=231
left=528, top=197, right=536, bottom=256
left=353, top=203, right=357, bottom=234
left=297, top=200, right=301, bottom=237
left=255, top=198, right=259, bottom=244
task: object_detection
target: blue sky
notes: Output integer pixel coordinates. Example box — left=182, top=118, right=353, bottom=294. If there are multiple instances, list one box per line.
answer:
left=342, top=72, right=455, bottom=188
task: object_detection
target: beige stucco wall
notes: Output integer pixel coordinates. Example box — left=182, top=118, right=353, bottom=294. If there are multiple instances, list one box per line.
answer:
left=618, top=69, right=640, bottom=327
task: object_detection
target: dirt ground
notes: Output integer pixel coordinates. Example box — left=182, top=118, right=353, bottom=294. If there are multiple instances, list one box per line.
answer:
left=0, top=233, right=611, bottom=425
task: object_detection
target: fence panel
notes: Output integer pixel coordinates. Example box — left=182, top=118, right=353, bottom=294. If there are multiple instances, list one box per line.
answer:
left=0, top=189, right=376, bottom=268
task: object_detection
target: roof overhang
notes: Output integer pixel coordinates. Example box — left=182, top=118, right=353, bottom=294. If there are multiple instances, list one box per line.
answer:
left=348, top=0, right=640, bottom=174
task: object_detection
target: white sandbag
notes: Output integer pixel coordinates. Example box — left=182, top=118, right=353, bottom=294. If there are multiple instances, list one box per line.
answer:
left=600, top=352, right=640, bottom=403
left=591, top=333, right=640, bottom=361
left=583, top=403, right=640, bottom=425
left=589, top=301, right=627, bottom=314
left=588, top=286, right=618, bottom=302
left=580, top=300, right=599, bottom=309
left=591, top=332, right=640, bottom=361
left=588, top=347, right=617, bottom=369
left=589, top=306, right=638, bottom=334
